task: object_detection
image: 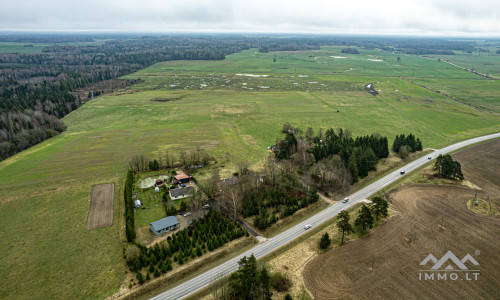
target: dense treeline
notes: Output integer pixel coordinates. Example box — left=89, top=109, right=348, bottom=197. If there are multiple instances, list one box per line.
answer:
left=341, top=48, right=360, bottom=54
left=125, top=210, right=246, bottom=284
left=128, top=147, right=211, bottom=172
left=309, top=128, right=389, bottom=182
left=392, top=133, right=423, bottom=158
left=124, top=170, right=136, bottom=242
left=0, top=109, right=66, bottom=160
left=272, top=124, right=412, bottom=195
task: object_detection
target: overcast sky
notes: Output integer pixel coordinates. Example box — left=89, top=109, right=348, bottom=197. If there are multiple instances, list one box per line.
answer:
left=1, top=0, right=499, bottom=37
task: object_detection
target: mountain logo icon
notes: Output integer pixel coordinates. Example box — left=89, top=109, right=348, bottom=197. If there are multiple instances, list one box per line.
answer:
left=420, top=251, right=479, bottom=270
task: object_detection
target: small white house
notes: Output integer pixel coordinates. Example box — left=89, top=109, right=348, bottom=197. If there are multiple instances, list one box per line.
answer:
left=134, top=199, right=141, bottom=208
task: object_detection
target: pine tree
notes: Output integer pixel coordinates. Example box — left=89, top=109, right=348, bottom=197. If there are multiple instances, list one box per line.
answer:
left=337, top=210, right=354, bottom=245
left=319, top=232, right=331, bottom=249
left=355, top=205, right=374, bottom=231
left=348, top=154, right=359, bottom=183
left=136, top=271, right=145, bottom=284
left=370, top=196, right=388, bottom=219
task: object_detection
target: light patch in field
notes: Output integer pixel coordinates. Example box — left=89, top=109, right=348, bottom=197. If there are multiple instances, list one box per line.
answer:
left=368, top=59, right=383, bottom=62
left=212, top=104, right=246, bottom=115
left=242, top=134, right=257, bottom=146
left=330, top=56, right=347, bottom=59
left=86, top=183, right=114, bottom=230
left=235, top=74, right=269, bottom=77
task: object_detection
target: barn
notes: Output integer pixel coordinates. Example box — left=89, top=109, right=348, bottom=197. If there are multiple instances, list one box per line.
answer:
left=150, top=216, right=179, bottom=235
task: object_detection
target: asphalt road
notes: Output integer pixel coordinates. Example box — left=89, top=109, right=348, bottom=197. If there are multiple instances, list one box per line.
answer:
left=151, top=132, right=500, bottom=300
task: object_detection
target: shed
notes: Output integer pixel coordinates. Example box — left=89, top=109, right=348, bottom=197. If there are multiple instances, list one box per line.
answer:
left=169, top=186, right=193, bottom=200
left=222, top=177, right=237, bottom=185
left=174, top=174, right=191, bottom=183
left=150, top=216, right=179, bottom=235
left=155, top=187, right=160, bottom=193
left=134, top=199, right=141, bottom=208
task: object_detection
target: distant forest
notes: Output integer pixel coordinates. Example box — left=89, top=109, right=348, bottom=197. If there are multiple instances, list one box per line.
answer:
left=0, top=34, right=489, bottom=160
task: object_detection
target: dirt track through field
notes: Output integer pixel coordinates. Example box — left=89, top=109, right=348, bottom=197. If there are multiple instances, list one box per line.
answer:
left=303, top=140, right=500, bottom=300
left=86, top=183, right=114, bottom=230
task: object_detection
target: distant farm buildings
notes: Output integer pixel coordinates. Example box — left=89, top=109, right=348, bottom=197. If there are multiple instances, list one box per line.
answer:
left=169, top=186, right=193, bottom=200
left=150, top=216, right=179, bottom=235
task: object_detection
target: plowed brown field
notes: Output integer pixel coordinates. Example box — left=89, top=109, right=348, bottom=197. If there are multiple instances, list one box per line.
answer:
left=86, top=183, right=114, bottom=230
left=303, top=140, right=500, bottom=299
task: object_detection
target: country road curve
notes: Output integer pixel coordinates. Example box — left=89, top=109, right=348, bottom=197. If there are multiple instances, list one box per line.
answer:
left=150, top=132, right=500, bottom=300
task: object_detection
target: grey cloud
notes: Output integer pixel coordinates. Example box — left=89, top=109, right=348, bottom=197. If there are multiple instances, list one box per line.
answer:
left=0, top=0, right=498, bottom=36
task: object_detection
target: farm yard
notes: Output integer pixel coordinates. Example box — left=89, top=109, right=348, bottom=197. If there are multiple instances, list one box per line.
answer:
left=0, top=44, right=499, bottom=299
left=86, top=183, right=115, bottom=230
left=302, top=139, right=500, bottom=299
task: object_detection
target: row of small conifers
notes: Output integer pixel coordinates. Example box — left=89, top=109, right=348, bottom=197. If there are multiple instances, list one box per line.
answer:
left=124, top=170, right=136, bottom=242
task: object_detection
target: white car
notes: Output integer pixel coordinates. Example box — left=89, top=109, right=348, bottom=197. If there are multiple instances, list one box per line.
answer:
left=304, top=224, right=312, bottom=230
left=342, top=197, right=349, bottom=203
left=202, top=204, right=210, bottom=209
left=184, top=212, right=191, bottom=217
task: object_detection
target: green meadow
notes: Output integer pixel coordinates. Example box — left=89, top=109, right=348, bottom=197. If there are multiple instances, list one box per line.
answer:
left=1, top=46, right=499, bottom=299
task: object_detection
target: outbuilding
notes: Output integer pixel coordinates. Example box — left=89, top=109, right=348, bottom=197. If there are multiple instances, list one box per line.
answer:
left=173, top=174, right=191, bottom=184
left=134, top=199, right=142, bottom=208
left=150, top=216, right=179, bottom=235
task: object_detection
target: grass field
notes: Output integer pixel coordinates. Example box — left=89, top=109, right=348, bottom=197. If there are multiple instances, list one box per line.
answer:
left=411, top=78, right=500, bottom=113
left=1, top=46, right=500, bottom=299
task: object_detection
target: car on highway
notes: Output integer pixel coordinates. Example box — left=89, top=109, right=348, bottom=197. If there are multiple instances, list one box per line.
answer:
left=304, top=224, right=312, bottom=230
left=428, top=156, right=432, bottom=160
left=400, top=170, right=406, bottom=175
left=342, top=197, right=349, bottom=203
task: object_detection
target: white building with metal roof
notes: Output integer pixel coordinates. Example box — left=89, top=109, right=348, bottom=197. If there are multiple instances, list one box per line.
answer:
left=150, top=216, right=179, bottom=235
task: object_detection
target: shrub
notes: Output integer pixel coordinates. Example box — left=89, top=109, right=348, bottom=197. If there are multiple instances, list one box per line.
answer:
left=272, top=272, right=291, bottom=292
